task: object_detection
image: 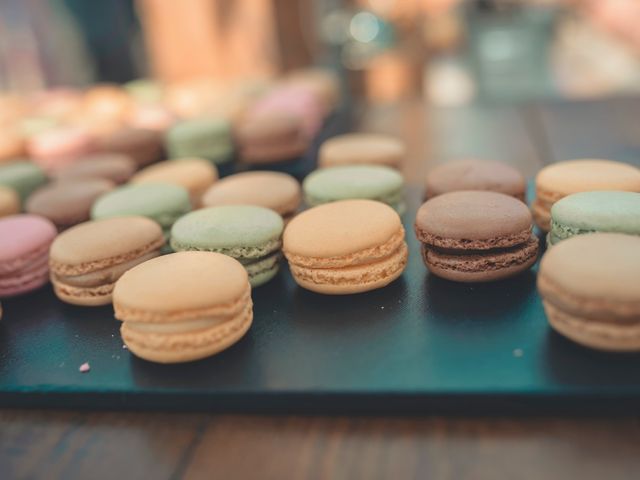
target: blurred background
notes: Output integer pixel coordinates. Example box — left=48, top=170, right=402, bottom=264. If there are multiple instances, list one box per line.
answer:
left=2, top=0, right=640, bottom=106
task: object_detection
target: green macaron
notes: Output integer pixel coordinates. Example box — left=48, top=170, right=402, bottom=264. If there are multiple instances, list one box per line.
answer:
left=549, top=191, right=640, bottom=245
left=170, top=206, right=284, bottom=287
left=0, top=161, right=47, bottom=204
left=166, top=117, right=234, bottom=165
left=92, top=183, right=191, bottom=237
left=303, top=165, right=405, bottom=214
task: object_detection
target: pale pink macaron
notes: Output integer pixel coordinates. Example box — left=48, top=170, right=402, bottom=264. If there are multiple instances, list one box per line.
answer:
left=249, top=85, right=324, bottom=138
left=27, top=126, right=95, bottom=172
left=0, top=214, right=57, bottom=297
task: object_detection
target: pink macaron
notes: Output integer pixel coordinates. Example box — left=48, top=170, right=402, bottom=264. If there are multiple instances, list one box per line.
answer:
left=249, top=85, right=324, bottom=138
left=0, top=214, right=57, bottom=297
left=27, top=126, right=95, bottom=172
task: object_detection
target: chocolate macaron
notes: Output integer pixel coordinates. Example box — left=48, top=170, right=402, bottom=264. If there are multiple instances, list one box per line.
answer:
left=425, top=159, right=526, bottom=201
left=283, top=199, right=408, bottom=294
left=99, top=127, right=163, bottom=168
left=415, top=191, right=538, bottom=282
left=49, top=217, right=164, bottom=306
left=26, top=179, right=115, bottom=230
left=538, top=233, right=640, bottom=351
left=52, top=153, right=136, bottom=185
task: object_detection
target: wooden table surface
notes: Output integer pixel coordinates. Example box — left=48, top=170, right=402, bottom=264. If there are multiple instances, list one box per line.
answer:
left=3, top=98, right=640, bottom=480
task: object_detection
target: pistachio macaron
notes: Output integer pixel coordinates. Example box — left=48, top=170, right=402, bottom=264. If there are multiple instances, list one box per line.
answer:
left=283, top=199, right=408, bottom=294
left=114, top=251, right=253, bottom=363
left=0, top=161, right=47, bottom=205
left=49, top=217, right=165, bottom=306
left=170, top=206, right=284, bottom=287
left=166, top=117, right=234, bottom=165
left=303, top=165, right=405, bottom=214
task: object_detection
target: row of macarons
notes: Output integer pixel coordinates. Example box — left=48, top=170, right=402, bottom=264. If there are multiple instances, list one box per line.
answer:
left=0, top=69, right=341, bottom=174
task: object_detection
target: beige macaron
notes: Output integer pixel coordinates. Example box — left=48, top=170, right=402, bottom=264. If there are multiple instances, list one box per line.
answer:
left=0, top=186, right=20, bottom=218
left=114, top=251, right=253, bottom=363
left=131, top=158, right=218, bottom=207
left=49, top=216, right=165, bottom=306
left=319, top=133, right=405, bottom=169
left=201, top=171, right=301, bottom=222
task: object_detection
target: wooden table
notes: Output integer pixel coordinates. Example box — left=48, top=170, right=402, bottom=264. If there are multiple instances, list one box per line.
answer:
left=3, top=98, right=640, bottom=479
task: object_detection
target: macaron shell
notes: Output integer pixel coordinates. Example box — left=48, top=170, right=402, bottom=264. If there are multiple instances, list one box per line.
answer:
left=319, top=133, right=404, bottom=168
left=550, top=191, right=640, bottom=240
left=415, top=191, right=533, bottom=247
left=284, top=200, right=402, bottom=260
left=425, top=159, right=526, bottom=199
left=201, top=171, right=301, bottom=216
left=0, top=257, right=50, bottom=297
left=0, top=214, right=57, bottom=275
left=52, top=153, right=136, bottom=184
left=536, top=159, right=640, bottom=199
left=0, top=186, right=20, bottom=217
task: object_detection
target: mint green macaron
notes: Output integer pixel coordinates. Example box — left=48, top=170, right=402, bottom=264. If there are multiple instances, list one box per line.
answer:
left=166, top=117, right=234, bottom=165
left=0, top=161, right=47, bottom=204
left=170, top=206, right=284, bottom=287
left=91, top=183, right=191, bottom=237
left=303, top=165, right=405, bottom=214
left=549, top=191, right=640, bottom=246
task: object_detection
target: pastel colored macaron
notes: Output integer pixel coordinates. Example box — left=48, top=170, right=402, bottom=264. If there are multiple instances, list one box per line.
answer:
left=532, top=159, right=640, bottom=232
left=415, top=191, right=538, bottom=282
left=0, top=130, right=26, bottom=163
left=166, top=117, right=234, bottom=165
left=49, top=217, right=164, bottom=306
left=425, top=159, right=526, bottom=201
left=99, top=127, right=163, bottom=168
left=81, top=84, right=133, bottom=123
left=123, top=78, right=164, bottom=105
left=91, top=183, right=191, bottom=237
left=318, top=133, right=405, bottom=169
left=0, top=186, right=20, bottom=217
left=128, top=104, right=175, bottom=132
left=131, top=158, right=218, bottom=207
left=538, top=233, right=640, bottom=351
left=283, top=199, right=408, bottom=294
left=549, top=191, right=640, bottom=246
left=236, top=113, right=307, bottom=165
left=0, top=214, right=57, bottom=297
left=303, top=165, right=405, bottom=214
left=27, top=126, right=95, bottom=172
left=26, top=179, right=115, bottom=230
left=286, top=68, right=340, bottom=114
left=114, top=251, right=253, bottom=363
left=0, top=161, right=47, bottom=204
left=171, top=206, right=284, bottom=287
left=51, top=153, right=136, bottom=185
left=201, top=171, right=301, bottom=222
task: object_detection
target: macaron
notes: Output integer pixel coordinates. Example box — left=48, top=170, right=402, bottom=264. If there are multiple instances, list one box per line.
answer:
left=128, top=104, right=175, bottom=132
left=532, top=159, right=640, bottom=231
left=201, top=171, right=301, bottom=222
left=81, top=84, right=133, bottom=123
left=99, top=127, right=163, bottom=168
left=0, top=186, right=20, bottom=218
left=283, top=199, right=408, bottom=294
left=131, top=158, right=218, bottom=207
left=170, top=206, right=284, bottom=287
left=166, top=117, right=234, bottom=165
left=286, top=68, right=340, bottom=114
left=91, top=183, right=191, bottom=237
left=27, top=126, right=95, bottom=172
left=415, top=191, right=538, bottom=282
left=303, top=165, right=405, bottom=214
left=123, top=78, right=164, bottom=105
left=236, top=113, right=307, bottom=165
left=318, top=133, right=405, bottom=169
left=425, top=159, right=526, bottom=201
left=114, top=251, right=253, bottom=363
left=0, top=214, right=57, bottom=297
left=538, top=233, right=640, bottom=352
left=51, top=153, right=136, bottom=185
left=549, top=191, right=640, bottom=246
left=26, top=179, right=115, bottom=230
left=49, top=217, right=164, bottom=306
left=0, top=161, right=47, bottom=204
left=0, top=130, right=26, bottom=163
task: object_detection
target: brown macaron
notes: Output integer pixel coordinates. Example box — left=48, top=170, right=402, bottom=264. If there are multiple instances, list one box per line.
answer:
left=52, top=153, right=136, bottom=185
left=236, top=113, right=307, bottom=165
left=26, top=179, right=115, bottom=230
left=425, top=159, right=526, bottom=201
left=415, top=191, right=538, bottom=282
left=99, top=127, right=163, bottom=168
